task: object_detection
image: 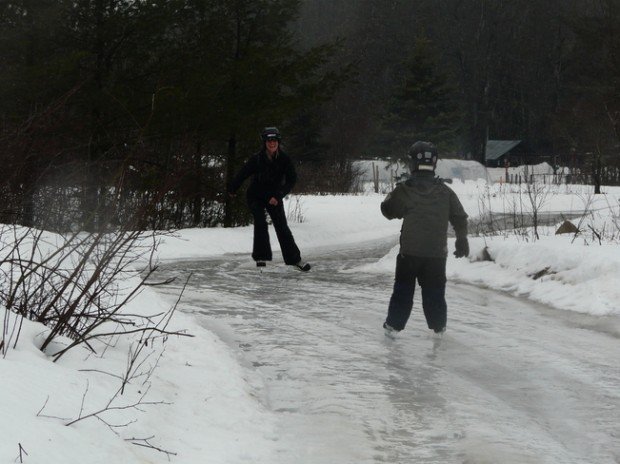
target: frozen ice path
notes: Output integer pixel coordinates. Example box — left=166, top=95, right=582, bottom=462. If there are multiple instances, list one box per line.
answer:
left=153, top=240, right=620, bottom=464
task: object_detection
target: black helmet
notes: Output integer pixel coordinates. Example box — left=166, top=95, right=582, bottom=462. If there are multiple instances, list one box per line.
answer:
left=407, top=141, right=438, bottom=172
left=261, top=126, right=282, bottom=142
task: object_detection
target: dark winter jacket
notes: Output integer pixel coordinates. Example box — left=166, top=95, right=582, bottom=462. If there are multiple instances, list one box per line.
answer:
left=227, top=149, right=297, bottom=202
left=381, top=171, right=468, bottom=258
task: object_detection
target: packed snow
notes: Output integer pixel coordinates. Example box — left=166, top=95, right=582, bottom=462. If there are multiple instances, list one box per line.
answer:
left=1, top=168, right=619, bottom=463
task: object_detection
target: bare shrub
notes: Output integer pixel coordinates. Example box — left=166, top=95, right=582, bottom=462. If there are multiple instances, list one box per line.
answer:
left=286, top=195, right=306, bottom=223
left=522, top=165, right=551, bottom=240
left=0, top=221, right=187, bottom=360
left=296, top=159, right=362, bottom=194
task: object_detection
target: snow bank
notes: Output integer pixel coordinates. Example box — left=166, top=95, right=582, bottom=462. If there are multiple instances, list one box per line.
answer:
left=3, top=181, right=620, bottom=463
left=0, top=283, right=278, bottom=463
left=151, top=194, right=402, bottom=261
left=353, top=158, right=489, bottom=183
left=357, top=234, right=620, bottom=317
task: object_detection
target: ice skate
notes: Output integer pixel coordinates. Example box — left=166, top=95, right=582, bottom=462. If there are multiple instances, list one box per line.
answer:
left=383, top=322, right=399, bottom=339
left=294, top=260, right=311, bottom=272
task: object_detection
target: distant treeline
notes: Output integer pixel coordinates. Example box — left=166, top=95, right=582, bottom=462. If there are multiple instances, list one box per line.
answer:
left=298, top=0, right=620, bottom=191
left=2, top=1, right=619, bottom=231
left=0, top=0, right=352, bottom=231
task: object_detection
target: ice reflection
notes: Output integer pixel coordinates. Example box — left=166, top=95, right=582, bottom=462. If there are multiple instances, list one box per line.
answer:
left=151, top=239, right=620, bottom=464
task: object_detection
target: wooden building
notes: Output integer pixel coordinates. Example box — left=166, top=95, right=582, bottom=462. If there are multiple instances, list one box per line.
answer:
left=484, top=140, right=523, bottom=167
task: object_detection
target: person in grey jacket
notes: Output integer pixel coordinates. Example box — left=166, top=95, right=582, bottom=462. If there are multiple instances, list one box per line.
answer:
left=381, top=141, right=468, bottom=336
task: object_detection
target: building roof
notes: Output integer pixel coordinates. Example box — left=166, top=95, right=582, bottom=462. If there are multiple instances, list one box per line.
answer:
left=485, top=140, right=522, bottom=161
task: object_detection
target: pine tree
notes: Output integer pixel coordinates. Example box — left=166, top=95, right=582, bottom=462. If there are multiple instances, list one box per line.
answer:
left=372, top=36, right=461, bottom=160
left=555, top=1, right=620, bottom=193
left=0, top=0, right=348, bottom=229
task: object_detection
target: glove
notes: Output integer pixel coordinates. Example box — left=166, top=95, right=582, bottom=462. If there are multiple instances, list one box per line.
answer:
left=454, top=237, right=469, bottom=258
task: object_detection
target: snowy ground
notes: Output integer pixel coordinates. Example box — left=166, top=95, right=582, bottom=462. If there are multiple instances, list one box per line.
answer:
left=353, top=158, right=561, bottom=188
left=1, top=177, right=620, bottom=463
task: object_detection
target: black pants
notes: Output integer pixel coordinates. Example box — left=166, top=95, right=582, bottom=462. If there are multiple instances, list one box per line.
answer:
left=385, top=253, right=447, bottom=331
left=248, top=198, right=301, bottom=265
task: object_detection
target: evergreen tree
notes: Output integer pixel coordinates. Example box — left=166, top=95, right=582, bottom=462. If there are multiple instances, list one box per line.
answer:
left=554, top=0, right=620, bottom=193
left=0, top=0, right=349, bottom=229
left=371, top=37, right=461, bottom=160
left=0, top=0, right=72, bottom=226
left=137, top=0, right=349, bottom=226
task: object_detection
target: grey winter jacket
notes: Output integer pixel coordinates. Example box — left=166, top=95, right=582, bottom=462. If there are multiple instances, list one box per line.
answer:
left=381, top=171, right=468, bottom=258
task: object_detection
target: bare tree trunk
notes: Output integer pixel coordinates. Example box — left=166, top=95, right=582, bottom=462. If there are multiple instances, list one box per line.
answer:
left=593, top=151, right=602, bottom=194
left=223, top=134, right=237, bottom=228
left=192, top=140, right=203, bottom=226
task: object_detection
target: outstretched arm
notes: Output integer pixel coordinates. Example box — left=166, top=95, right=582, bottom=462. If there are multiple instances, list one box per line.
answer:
left=449, top=192, right=469, bottom=257
left=380, top=186, right=405, bottom=219
left=227, top=156, right=257, bottom=195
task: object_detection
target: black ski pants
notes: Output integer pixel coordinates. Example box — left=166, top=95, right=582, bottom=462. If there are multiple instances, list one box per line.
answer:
left=385, top=253, right=447, bottom=331
left=248, top=197, right=301, bottom=265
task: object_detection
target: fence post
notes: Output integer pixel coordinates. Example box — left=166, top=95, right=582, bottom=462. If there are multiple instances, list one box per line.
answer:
left=372, top=162, right=379, bottom=193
